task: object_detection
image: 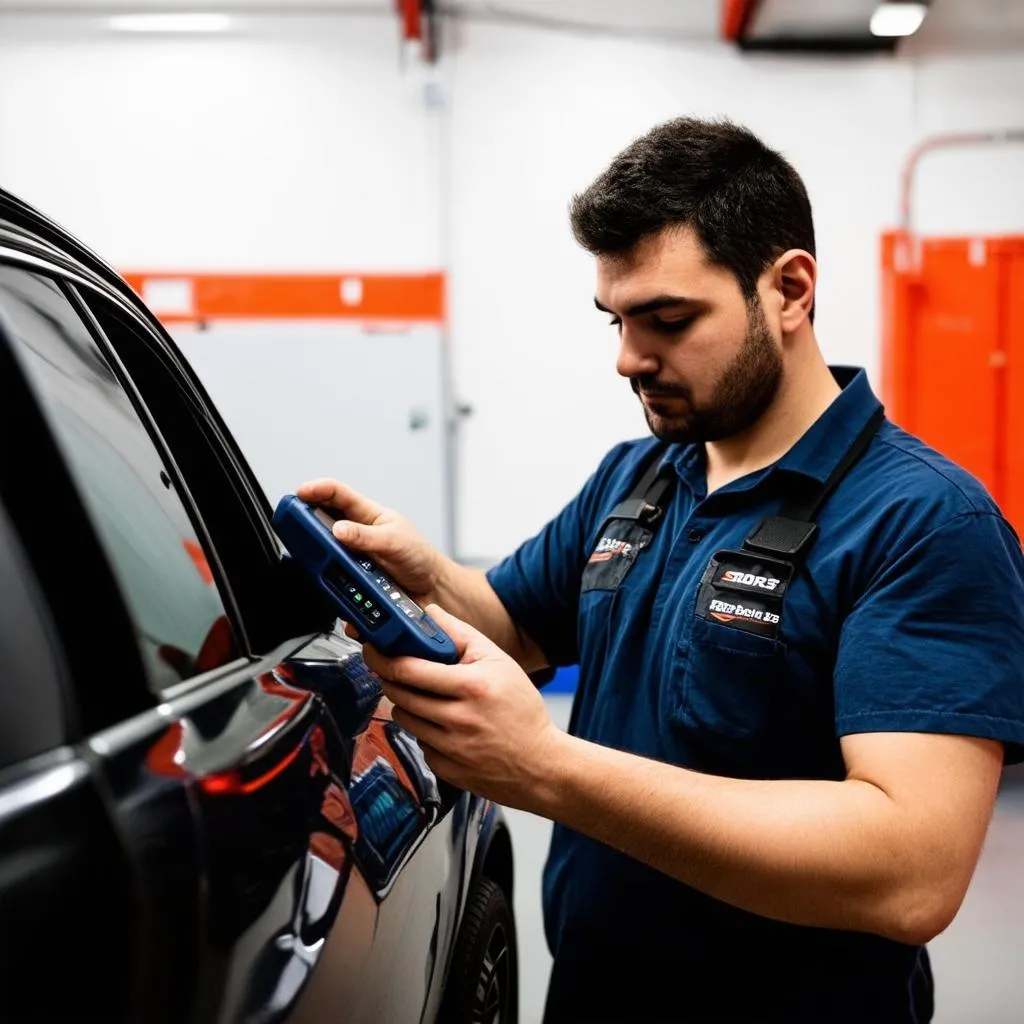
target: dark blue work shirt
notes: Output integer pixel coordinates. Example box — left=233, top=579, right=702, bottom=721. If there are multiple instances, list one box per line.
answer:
left=488, top=367, right=1024, bottom=1023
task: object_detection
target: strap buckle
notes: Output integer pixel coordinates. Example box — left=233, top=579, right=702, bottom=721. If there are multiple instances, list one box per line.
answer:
left=744, top=516, right=818, bottom=559
left=610, top=498, right=664, bottom=527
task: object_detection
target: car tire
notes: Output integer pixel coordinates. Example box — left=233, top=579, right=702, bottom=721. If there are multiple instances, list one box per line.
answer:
left=438, top=877, right=518, bottom=1024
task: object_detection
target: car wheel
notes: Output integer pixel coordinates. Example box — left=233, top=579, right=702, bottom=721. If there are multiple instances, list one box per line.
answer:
left=439, top=877, right=518, bottom=1024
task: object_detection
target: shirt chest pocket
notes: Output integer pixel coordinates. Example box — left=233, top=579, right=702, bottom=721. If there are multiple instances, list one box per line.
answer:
left=667, top=615, right=788, bottom=767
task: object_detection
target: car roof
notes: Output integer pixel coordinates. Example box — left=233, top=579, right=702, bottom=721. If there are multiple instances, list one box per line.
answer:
left=0, top=185, right=150, bottom=319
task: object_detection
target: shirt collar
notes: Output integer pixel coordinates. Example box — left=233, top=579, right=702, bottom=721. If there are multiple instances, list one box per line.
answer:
left=668, top=366, right=882, bottom=491
left=774, top=366, right=882, bottom=484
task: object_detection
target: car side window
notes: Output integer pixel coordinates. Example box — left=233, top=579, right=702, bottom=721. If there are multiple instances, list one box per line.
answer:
left=0, top=266, right=238, bottom=692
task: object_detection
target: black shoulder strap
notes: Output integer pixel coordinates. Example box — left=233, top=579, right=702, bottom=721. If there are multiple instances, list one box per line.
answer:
left=745, top=406, right=885, bottom=560
left=781, top=406, right=886, bottom=522
left=608, top=441, right=673, bottom=527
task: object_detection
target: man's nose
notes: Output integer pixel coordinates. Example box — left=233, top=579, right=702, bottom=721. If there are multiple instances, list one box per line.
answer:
left=616, top=324, right=659, bottom=379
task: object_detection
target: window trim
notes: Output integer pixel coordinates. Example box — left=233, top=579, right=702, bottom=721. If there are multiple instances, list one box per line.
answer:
left=0, top=240, right=335, bottom=667
left=63, top=267, right=336, bottom=655
left=0, top=289, right=152, bottom=733
left=0, top=241, right=279, bottom=555
left=0, top=246, right=250, bottom=651
left=0, top=257, right=250, bottom=694
left=64, top=281, right=251, bottom=655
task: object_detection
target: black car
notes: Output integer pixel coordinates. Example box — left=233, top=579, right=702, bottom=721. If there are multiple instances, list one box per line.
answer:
left=0, top=188, right=517, bottom=1024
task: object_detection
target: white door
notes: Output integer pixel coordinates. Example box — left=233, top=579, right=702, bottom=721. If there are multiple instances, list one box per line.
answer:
left=173, top=320, right=452, bottom=554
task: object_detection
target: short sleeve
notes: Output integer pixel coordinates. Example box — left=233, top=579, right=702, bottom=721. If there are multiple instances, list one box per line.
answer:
left=835, top=511, right=1024, bottom=763
left=486, top=442, right=635, bottom=668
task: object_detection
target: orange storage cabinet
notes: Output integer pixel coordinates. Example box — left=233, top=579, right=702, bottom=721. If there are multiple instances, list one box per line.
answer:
left=881, top=231, right=1024, bottom=536
left=880, top=131, right=1024, bottom=537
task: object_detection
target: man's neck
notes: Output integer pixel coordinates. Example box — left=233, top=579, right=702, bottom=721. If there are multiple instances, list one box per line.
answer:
left=704, top=353, right=842, bottom=495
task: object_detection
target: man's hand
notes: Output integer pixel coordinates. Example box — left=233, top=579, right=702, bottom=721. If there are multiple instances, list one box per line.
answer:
left=362, top=606, right=564, bottom=808
left=297, top=478, right=442, bottom=600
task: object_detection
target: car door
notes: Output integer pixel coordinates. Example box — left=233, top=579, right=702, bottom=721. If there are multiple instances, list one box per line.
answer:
left=0, top=491, right=137, bottom=1024
left=73, top=277, right=472, bottom=1024
left=0, top=245, right=465, bottom=1022
left=71, top=271, right=472, bottom=1024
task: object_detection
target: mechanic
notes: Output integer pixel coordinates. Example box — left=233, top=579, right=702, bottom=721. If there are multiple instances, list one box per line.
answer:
left=299, top=117, right=1024, bottom=1023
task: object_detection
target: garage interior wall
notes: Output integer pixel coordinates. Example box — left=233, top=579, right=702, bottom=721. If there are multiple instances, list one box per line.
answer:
left=1, top=10, right=1022, bottom=564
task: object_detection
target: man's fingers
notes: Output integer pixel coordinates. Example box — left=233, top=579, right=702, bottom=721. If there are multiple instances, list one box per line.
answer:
left=425, top=604, right=499, bottom=662
left=331, top=519, right=393, bottom=555
left=389, top=705, right=452, bottom=753
left=383, top=679, right=453, bottom=727
left=364, top=645, right=464, bottom=697
left=295, top=479, right=385, bottom=525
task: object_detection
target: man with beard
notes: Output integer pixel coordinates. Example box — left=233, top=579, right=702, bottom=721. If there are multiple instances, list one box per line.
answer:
left=299, top=118, right=1024, bottom=1022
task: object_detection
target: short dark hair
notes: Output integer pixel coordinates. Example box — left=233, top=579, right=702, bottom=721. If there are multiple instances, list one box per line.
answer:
left=570, top=117, right=815, bottom=301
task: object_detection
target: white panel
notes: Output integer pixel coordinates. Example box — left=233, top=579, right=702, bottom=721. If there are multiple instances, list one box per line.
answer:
left=173, top=322, right=452, bottom=554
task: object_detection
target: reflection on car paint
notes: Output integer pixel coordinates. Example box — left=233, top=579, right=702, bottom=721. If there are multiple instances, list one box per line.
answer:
left=141, top=640, right=450, bottom=1019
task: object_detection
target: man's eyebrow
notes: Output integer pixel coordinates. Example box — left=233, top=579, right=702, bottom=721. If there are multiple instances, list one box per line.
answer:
left=593, top=294, right=698, bottom=317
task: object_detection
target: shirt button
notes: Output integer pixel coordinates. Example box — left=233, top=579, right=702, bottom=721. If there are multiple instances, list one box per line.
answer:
left=687, top=528, right=703, bottom=543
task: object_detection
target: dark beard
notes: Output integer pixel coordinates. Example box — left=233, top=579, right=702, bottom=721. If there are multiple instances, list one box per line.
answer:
left=632, top=299, right=783, bottom=444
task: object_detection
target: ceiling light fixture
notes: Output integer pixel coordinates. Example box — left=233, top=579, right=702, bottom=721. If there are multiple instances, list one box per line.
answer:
left=109, top=13, right=233, bottom=33
left=869, top=2, right=928, bottom=38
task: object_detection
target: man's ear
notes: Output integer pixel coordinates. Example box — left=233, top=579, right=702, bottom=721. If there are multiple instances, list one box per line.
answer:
left=771, top=249, right=816, bottom=333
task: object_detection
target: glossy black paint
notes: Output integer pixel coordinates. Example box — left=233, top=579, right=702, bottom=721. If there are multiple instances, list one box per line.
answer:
left=0, top=187, right=514, bottom=1024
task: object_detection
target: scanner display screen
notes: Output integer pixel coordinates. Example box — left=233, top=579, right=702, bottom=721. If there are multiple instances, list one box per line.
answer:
left=313, top=506, right=437, bottom=638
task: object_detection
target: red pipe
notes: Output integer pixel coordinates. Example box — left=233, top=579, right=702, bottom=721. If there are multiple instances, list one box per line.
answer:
left=721, top=0, right=760, bottom=42
left=400, top=0, right=422, bottom=41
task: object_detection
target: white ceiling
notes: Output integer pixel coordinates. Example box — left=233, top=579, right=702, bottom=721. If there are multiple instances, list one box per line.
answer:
left=911, top=0, right=1024, bottom=51
left=450, top=0, right=719, bottom=37
left=0, top=0, right=719, bottom=36
left=0, top=0, right=389, bottom=7
left=0, top=0, right=1021, bottom=50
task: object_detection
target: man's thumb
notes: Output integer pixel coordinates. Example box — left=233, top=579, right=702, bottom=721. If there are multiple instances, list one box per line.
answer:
left=332, top=519, right=377, bottom=551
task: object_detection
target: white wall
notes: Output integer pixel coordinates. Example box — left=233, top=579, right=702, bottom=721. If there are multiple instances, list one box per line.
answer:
left=446, top=27, right=1024, bottom=559
left=0, top=12, right=441, bottom=269
left=1, top=10, right=1022, bottom=561
left=909, top=53, right=1024, bottom=236
left=447, top=24, right=920, bottom=558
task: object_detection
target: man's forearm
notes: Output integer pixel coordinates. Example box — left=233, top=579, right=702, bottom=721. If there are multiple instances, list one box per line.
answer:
left=430, top=559, right=548, bottom=672
left=529, top=733, right=949, bottom=944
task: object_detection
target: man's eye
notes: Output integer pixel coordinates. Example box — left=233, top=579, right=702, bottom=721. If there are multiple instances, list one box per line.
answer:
left=652, top=316, right=695, bottom=334
left=608, top=317, right=622, bottom=331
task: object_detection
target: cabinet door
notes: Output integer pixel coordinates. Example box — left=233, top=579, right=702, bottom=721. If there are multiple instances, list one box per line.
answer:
left=174, top=322, right=452, bottom=554
left=911, top=240, right=1002, bottom=497
left=1005, top=247, right=1024, bottom=538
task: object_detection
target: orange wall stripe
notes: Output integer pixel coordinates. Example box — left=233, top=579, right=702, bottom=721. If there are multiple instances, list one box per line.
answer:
left=120, top=272, right=446, bottom=324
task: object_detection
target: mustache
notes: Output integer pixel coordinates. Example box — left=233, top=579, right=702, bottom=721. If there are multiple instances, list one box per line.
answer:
left=631, top=375, right=692, bottom=400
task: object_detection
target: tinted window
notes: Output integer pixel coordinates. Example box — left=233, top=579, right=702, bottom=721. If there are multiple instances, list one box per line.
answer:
left=0, top=503, right=67, bottom=766
left=0, top=267, right=237, bottom=691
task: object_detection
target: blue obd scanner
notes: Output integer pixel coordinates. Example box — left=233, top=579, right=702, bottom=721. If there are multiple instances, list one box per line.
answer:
left=274, top=495, right=459, bottom=665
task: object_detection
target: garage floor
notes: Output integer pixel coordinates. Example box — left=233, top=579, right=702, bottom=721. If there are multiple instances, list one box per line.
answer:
left=506, top=695, right=1024, bottom=1024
